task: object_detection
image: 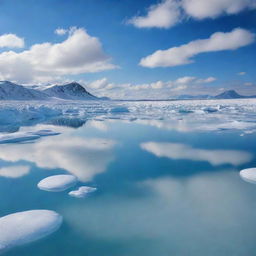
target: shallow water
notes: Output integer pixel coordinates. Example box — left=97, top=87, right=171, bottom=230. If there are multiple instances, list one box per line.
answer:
left=1, top=100, right=256, bottom=255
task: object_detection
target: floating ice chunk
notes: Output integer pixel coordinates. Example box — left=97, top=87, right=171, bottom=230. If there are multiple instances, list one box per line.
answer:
left=203, top=107, right=218, bottom=113
left=29, top=129, right=61, bottom=137
left=0, top=165, right=30, bottom=178
left=110, top=106, right=129, bottom=113
left=0, top=133, right=40, bottom=144
left=38, top=175, right=77, bottom=192
left=240, top=168, right=256, bottom=184
left=0, top=210, right=62, bottom=253
left=69, top=186, right=97, bottom=198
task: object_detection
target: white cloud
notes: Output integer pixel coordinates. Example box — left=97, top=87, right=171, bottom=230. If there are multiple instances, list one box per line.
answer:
left=140, top=28, right=255, bottom=68
left=196, top=76, right=216, bottom=83
left=87, top=77, right=109, bottom=89
left=182, top=0, right=256, bottom=19
left=85, top=75, right=216, bottom=99
left=0, top=28, right=116, bottom=83
left=54, top=28, right=68, bottom=35
left=128, top=0, right=256, bottom=29
left=127, top=0, right=181, bottom=29
left=175, top=76, right=196, bottom=84
left=141, top=141, right=252, bottom=166
left=0, top=34, right=24, bottom=48
left=238, top=71, right=246, bottom=75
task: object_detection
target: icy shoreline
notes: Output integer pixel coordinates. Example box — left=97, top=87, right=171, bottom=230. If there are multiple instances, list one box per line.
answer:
left=0, top=98, right=256, bottom=134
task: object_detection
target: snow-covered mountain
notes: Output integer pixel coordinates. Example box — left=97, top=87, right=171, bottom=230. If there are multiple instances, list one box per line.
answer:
left=214, top=90, right=246, bottom=99
left=0, top=81, right=98, bottom=100
left=0, top=81, right=49, bottom=100
left=43, top=82, right=96, bottom=100
left=173, top=90, right=256, bottom=100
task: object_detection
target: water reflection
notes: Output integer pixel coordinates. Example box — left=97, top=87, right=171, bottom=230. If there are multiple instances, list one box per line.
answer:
left=141, top=142, right=252, bottom=166
left=64, top=171, right=256, bottom=256
left=0, top=165, right=30, bottom=178
left=0, top=136, right=116, bottom=181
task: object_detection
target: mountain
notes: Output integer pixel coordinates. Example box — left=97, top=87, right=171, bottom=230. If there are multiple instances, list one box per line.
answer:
left=214, top=90, right=246, bottom=99
left=176, top=94, right=213, bottom=100
left=0, top=81, right=49, bottom=100
left=43, top=82, right=96, bottom=100
left=173, top=90, right=256, bottom=100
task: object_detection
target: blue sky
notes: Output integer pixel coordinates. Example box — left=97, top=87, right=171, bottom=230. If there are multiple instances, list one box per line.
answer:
left=0, top=0, right=255, bottom=99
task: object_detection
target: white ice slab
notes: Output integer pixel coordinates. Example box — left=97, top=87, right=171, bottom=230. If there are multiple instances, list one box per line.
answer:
left=240, top=168, right=256, bottom=184
left=0, top=133, right=40, bottom=144
left=0, top=210, right=62, bottom=253
left=69, top=186, right=97, bottom=198
left=38, top=175, right=77, bottom=192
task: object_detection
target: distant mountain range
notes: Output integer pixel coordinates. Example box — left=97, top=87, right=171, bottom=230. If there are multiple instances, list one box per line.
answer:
left=175, top=90, right=256, bottom=100
left=0, top=81, right=255, bottom=101
left=0, top=81, right=98, bottom=100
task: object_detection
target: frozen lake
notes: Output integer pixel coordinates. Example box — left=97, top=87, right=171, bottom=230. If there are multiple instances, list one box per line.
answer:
left=0, top=99, right=256, bottom=255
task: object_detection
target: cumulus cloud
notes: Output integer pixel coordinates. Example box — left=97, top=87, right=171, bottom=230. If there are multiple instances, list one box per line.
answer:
left=0, top=34, right=24, bottom=48
left=54, top=28, right=68, bottom=35
left=0, top=28, right=116, bottom=83
left=140, top=28, right=255, bottom=68
left=182, top=0, right=256, bottom=19
left=141, top=141, right=252, bottom=166
left=128, top=0, right=256, bottom=29
left=238, top=71, right=246, bottom=75
left=85, top=75, right=216, bottom=99
left=127, top=0, right=181, bottom=29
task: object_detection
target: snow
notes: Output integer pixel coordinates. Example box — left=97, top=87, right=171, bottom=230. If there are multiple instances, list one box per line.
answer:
left=69, top=186, right=97, bottom=198
left=0, top=210, right=62, bottom=253
left=37, top=175, right=77, bottom=192
left=240, top=168, right=256, bottom=184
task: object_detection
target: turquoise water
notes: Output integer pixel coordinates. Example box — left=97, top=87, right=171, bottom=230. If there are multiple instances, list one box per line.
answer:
left=1, top=118, right=256, bottom=256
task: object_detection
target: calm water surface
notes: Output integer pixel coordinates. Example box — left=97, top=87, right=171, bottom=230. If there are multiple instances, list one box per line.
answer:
left=1, top=117, right=256, bottom=256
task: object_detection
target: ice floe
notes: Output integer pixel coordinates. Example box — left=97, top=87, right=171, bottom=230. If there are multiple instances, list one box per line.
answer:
left=240, top=168, right=256, bottom=184
left=38, top=175, right=77, bottom=192
left=0, top=132, right=40, bottom=144
left=69, top=186, right=97, bottom=198
left=0, top=129, right=60, bottom=144
left=0, top=210, right=62, bottom=253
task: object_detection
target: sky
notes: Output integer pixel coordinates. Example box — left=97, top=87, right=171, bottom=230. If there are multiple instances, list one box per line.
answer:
left=0, top=0, right=255, bottom=99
